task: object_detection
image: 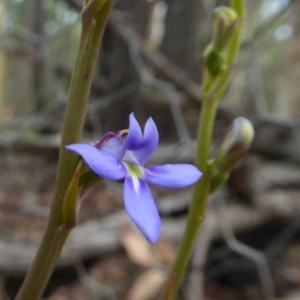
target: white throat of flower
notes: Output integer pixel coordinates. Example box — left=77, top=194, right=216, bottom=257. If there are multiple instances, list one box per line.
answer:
left=124, top=154, right=144, bottom=193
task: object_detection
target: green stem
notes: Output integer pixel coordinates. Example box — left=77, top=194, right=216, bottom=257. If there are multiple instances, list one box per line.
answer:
left=162, top=1, right=245, bottom=298
left=227, top=0, right=245, bottom=65
left=15, top=1, right=113, bottom=299
left=162, top=87, right=218, bottom=300
left=230, top=0, right=245, bottom=17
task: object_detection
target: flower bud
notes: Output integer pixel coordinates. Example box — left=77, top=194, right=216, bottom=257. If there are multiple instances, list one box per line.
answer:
left=210, top=117, right=254, bottom=192
left=220, top=117, right=254, bottom=155
left=212, top=6, right=240, bottom=52
left=203, top=44, right=226, bottom=78
left=203, top=6, right=240, bottom=78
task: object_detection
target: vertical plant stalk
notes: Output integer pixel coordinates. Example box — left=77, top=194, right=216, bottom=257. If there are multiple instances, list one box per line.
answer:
left=15, top=1, right=114, bottom=299
left=162, top=1, right=245, bottom=299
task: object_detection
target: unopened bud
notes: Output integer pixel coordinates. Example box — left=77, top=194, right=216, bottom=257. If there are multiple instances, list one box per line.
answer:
left=212, top=6, right=240, bottom=52
left=214, top=117, right=254, bottom=172
left=203, top=44, right=226, bottom=78
left=210, top=117, right=254, bottom=193
left=230, top=117, right=254, bottom=147
left=203, top=6, right=240, bottom=78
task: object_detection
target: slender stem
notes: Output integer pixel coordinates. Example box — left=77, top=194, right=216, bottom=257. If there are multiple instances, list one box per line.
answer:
left=227, top=0, right=245, bottom=65
left=15, top=1, right=114, bottom=299
left=162, top=1, right=245, bottom=298
left=162, top=89, right=217, bottom=300
left=230, top=0, right=245, bottom=17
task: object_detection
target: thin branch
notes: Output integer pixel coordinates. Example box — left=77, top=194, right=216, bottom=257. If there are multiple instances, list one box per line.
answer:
left=215, top=200, right=275, bottom=300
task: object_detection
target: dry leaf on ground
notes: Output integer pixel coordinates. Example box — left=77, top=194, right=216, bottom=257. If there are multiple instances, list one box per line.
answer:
left=126, top=269, right=166, bottom=300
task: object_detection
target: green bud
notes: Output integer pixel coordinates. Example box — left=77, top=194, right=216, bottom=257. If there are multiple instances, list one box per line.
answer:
left=214, top=117, right=254, bottom=173
left=219, top=117, right=254, bottom=156
left=203, top=44, right=226, bottom=78
left=209, top=117, right=254, bottom=193
left=203, top=6, right=240, bottom=78
left=212, top=6, right=240, bottom=52
left=231, top=117, right=255, bottom=147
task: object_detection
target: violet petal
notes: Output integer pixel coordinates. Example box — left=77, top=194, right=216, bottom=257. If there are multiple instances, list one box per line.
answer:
left=123, top=113, right=142, bottom=151
left=145, top=164, right=202, bottom=189
left=124, top=176, right=161, bottom=244
left=132, top=117, right=159, bottom=165
left=100, top=137, right=123, bottom=160
left=66, top=144, right=126, bottom=180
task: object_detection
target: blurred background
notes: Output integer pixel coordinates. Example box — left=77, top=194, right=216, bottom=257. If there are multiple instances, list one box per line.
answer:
left=1, top=0, right=300, bottom=299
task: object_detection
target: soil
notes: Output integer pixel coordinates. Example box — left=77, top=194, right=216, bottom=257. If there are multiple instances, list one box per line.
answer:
left=1, top=149, right=300, bottom=300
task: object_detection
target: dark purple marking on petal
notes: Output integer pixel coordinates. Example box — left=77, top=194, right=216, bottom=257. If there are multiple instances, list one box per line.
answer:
left=93, top=132, right=116, bottom=149
left=66, top=144, right=126, bottom=180
left=132, top=117, right=159, bottom=165
left=145, top=164, right=202, bottom=189
left=123, top=176, right=161, bottom=244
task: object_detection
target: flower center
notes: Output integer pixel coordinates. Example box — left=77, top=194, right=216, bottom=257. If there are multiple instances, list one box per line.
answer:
left=126, top=162, right=143, bottom=177
left=125, top=161, right=144, bottom=192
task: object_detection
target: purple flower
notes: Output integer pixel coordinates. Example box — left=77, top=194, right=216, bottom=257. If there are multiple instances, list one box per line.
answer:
left=66, top=113, right=202, bottom=244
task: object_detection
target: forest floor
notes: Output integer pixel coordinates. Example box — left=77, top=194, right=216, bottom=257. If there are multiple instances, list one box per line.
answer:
left=1, top=147, right=300, bottom=300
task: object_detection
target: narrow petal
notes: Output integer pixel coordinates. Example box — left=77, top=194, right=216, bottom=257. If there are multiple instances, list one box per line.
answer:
left=132, top=117, right=159, bottom=165
left=145, top=164, right=202, bottom=189
left=123, top=113, right=143, bottom=151
left=124, top=177, right=161, bottom=244
left=66, top=144, right=126, bottom=180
